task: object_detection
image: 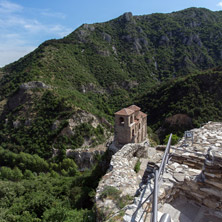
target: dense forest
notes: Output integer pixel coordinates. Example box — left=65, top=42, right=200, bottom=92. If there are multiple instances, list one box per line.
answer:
left=1, top=7, right=222, bottom=221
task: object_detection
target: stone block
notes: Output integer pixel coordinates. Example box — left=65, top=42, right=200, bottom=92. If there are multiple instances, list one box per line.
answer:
left=173, top=173, right=185, bottom=182
left=204, top=172, right=221, bottom=178
left=203, top=198, right=220, bottom=209
left=205, top=179, right=222, bottom=190
left=199, top=187, right=222, bottom=198
left=123, top=214, right=132, bottom=222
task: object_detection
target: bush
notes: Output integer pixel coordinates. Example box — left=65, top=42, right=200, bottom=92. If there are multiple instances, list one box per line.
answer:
left=0, top=166, right=23, bottom=181
left=100, top=186, right=133, bottom=209
left=163, top=134, right=179, bottom=145
left=147, top=126, right=160, bottom=146
left=134, top=159, right=141, bottom=173
left=100, top=186, right=120, bottom=200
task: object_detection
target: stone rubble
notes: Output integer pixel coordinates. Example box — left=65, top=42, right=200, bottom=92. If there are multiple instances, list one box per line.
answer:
left=95, top=140, right=150, bottom=220
left=96, top=121, right=222, bottom=222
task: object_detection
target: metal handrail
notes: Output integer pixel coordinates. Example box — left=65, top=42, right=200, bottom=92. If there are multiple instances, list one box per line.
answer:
left=131, top=134, right=172, bottom=222
left=152, top=169, right=158, bottom=222
left=152, top=133, right=172, bottom=222
left=158, top=134, right=172, bottom=179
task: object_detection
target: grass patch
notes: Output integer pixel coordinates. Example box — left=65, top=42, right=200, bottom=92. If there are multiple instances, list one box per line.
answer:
left=134, top=159, right=141, bottom=173
left=100, top=186, right=133, bottom=209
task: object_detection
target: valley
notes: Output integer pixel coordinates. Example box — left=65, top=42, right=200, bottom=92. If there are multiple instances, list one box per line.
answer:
left=1, top=7, right=222, bottom=221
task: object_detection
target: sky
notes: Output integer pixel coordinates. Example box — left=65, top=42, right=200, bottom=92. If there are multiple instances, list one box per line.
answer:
left=0, top=0, right=222, bottom=67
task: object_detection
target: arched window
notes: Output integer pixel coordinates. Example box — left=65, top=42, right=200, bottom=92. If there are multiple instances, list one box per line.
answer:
left=130, top=115, right=133, bottom=124
left=119, top=117, right=124, bottom=125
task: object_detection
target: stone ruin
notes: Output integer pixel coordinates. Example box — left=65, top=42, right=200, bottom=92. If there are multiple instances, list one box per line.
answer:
left=95, top=121, right=222, bottom=222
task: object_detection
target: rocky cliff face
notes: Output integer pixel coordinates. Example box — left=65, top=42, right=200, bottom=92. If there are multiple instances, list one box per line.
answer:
left=2, top=8, right=222, bottom=146
left=66, top=147, right=106, bottom=171
left=0, top=82, right=111, bottom=159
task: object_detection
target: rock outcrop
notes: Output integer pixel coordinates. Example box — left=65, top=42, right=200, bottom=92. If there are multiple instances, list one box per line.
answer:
left=66, top=147, right=106, bottom=171
left=19, top=81, right=50, bottom=90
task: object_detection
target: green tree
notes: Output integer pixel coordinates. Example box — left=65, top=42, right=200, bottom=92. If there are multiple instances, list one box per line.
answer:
left=164, top=134, right=179, bottom=145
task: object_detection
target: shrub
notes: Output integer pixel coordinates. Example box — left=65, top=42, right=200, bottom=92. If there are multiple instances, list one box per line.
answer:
left=100, top=186, right=120, bottom=200
left=163, top=134, right=179, bottom=145
left=0, top=166, right=23, bottom=181
left=134, top=159, right=141, bottom=173
left=100, top=186, right=133, bottom=209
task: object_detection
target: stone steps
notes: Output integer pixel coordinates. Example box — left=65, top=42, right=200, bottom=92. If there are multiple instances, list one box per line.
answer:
left=159, top=197, right=222, bottom=222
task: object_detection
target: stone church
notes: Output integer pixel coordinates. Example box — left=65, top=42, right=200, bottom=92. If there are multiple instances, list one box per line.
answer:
left=114, top=105, right=147, bottom=147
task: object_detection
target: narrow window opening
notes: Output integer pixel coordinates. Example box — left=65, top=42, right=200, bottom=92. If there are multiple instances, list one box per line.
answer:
left=130, top=116, right=133, bottom=124
left=119, top=117, right=124, bottom=125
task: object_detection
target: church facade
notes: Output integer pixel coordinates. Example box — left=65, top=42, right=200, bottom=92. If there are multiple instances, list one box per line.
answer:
left=114, top=105, right=147, bottom=147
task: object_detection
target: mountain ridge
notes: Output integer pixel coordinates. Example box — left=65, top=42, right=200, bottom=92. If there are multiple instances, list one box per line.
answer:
left=2, top=7, right=222, bottom=132
left=1, top=7, right=222, bottom=221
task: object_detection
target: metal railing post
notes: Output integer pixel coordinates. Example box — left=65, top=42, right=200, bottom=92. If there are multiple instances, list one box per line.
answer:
left=152, top=134, right=172, bottom=222
left=158, top=133, right=172, bottom=179
left=132, top=133, right=173, bottom=222
left=152, top=169, right=158, bottom=222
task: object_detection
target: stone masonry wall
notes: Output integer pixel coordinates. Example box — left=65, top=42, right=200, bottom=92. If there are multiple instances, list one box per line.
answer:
left=95, top=141, right=149, bottom=221
left=123, top=122, right=222, bottom=222
left=96, top=122, right=222, bottom=222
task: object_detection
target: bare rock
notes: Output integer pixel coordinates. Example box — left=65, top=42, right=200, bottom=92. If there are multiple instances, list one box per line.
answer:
left=103, top=33, right=112, bottom=43
left=173, top=173, right=185, bottom=182
left=69, top=109, right=100, bottom=129
left=122, top=34, right=132, bottom=43
left=82, top=24, right=95, bottom=31
left=25, top=118, right=32, bottom=126
left=159, top=35, right=170, bottom=45
left=80, top=83, right=105, bottom=94
left=66, top=148, right=105, bottom=170
left=51, top=120, right=60, bottom=130
left=203, top=198, right=220, bottom=209
left=13, top=120, right=21, bottom=128
left=122, top=12, right=134, bottom=22
left=20, top=81, right=50, bottom=90
left=97, top=49, right=110, bottom=56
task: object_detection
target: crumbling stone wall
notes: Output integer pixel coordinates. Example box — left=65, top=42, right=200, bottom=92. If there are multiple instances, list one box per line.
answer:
left=96, top=122, right=222, bottom=222
left=169, top=122, right=222, bottom=210
left=95, top=141, right=149, bottom=220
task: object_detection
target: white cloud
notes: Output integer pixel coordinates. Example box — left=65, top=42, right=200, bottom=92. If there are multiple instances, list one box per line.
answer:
left=0, top=1, right=72, bottom=67
left=0, top=0, right=23, bottom=13
left=41, top=10, right=66, bottom=19
left=217, top=1, right=222, bottom=7
left=0, top=32, right=36, bottom=67
left=0, top=45, right=36, bottom=67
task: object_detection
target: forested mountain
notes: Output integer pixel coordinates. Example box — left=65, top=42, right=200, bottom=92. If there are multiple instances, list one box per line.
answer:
left=2, top=7, right=222, bottom=116
left=1, top=7, right=222, bottom=221
left=138, top=67, right=222, bottom=140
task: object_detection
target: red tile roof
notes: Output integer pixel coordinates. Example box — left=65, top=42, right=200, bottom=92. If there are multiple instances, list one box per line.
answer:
left=115, top=105, right=147, bottom=117
left=127, top=105, right=141, bottom=111
left=115, top=108, right=134, bottom=116
left=137, top=111, right=147, bottom=118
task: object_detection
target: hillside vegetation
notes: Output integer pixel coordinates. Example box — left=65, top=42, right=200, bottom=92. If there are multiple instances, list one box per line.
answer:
left=138, top=67, right=222, bottom=140
left=2, top=8, right=222, bottom=115
left=1, top=7, right=222, bottom=221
